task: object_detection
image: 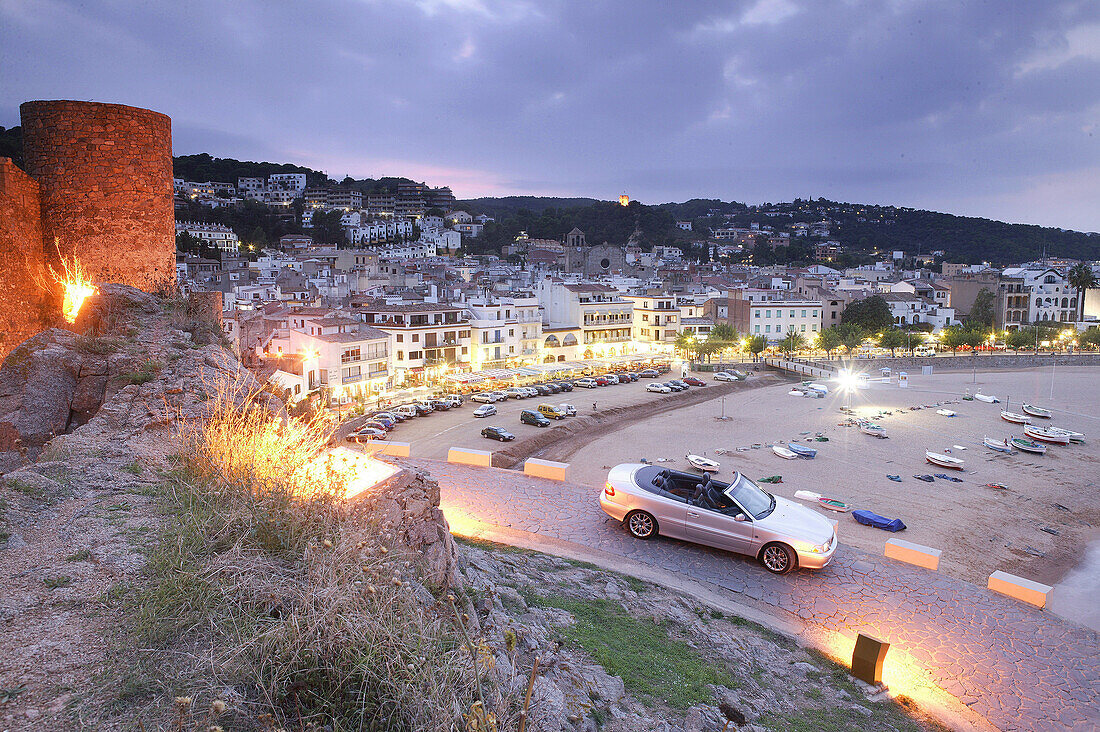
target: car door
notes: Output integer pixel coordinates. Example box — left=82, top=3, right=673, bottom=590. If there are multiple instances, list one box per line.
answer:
left=685, top=501, right=755, bottom=555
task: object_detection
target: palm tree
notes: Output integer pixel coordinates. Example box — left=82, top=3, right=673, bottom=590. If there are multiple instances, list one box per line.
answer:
left=1068, top=262, right=1097, bottom=322
left=673, top=331, right=698, bottom=361
left=779, top=329, right=806, bottom=356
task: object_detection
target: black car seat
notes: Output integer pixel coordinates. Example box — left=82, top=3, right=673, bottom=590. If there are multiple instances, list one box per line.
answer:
left=691, top=483, right=705, bottom=504
left=704, top=483, right=727, bottom=510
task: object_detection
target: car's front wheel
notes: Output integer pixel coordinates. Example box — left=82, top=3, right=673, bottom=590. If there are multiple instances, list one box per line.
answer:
left=625, top=510, right=658, bottom=539
left=759, top=543, right=796, bottom=575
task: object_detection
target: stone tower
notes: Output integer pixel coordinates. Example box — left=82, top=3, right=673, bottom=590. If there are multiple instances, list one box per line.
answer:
left=20, top=100, right=175, bottom=291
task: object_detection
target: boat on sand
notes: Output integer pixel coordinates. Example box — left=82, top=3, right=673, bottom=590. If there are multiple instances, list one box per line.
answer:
left=787, top=442, right=817, bottom=458
left=1000, top=410, right=1031, bottom=425
left=686, top=454, right=721, bottom=472
left=983, top=437, right=1013, bottom=453
left=1010, top=436, right=1047, bottom=454
left=926, top=450, right=965, bottom=470
left=1024, top=425, right=1071, bottom=445
left=772, top=446, right=798, bottom=460
left=859, top=422, right=888, bottom=438
left=974, top=393, right=999, bottom=403
left=1021, top=404, right=1051, bottom=419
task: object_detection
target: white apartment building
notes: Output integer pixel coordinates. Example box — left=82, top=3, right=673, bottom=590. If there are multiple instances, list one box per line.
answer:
left=1002, top=267, right=1078, bottom=323
left=237, top=177, right=265, bottom=197
left=745, top=299, right=823, bottom=342
left=355, top=303, right=471, bottom=386
left=346, top=219, right=415, bottom=245
left=882, top=293, right=956, bottom=330
left=536, top=279, right=633, bottom=358
left=464, top=296, right=542, bottom=370
left=623, top=293, right=678, bottom=353
left=268, top=173, right=307, bottom=194
left=267, top=313, right=390, bottom=404
left=175, top=221, right=240, bottom=253
left=378, top=241, right=437, bottom=260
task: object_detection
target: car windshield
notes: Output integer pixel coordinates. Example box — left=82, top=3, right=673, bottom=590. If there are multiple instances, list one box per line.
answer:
left=726, top=474, right=775, bottom=519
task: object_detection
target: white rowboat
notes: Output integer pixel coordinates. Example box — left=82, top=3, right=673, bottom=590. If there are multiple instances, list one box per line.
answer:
left=1021, top=404, right=1051, bottom=419
left=772, top=446, right=798, bottom=460
left=936, top=409, right=956, bottom=417
left=926, top=451, right=965, bottom=469
left=974, top=393, right=999, bottom=403
left=983, top=437, right=1013, bottom=453
left=1048, top=427, right=1084, bottom=443
left=860, top=423, right=888, bottom=438
left=686, top=454, right=721, bottom=472
left=1000, top=411, right=1031, bottom=425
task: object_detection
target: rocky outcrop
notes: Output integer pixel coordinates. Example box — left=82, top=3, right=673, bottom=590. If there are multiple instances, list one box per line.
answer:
left=350, top=466, right=462, bottom=589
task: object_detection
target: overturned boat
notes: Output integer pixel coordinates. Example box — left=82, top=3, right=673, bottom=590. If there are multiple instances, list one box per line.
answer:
left=926, top=450, right=965, bottom=470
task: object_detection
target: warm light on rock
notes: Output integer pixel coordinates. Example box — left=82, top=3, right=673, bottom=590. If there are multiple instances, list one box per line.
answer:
left=301, top=446, right=398, bottom=501
left=45, top=245, right=98, bottom=324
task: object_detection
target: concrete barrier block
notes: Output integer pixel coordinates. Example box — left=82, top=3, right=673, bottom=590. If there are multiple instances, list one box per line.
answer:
left=448, top=446, right=493, bottom=467
left=988, top=571, right=1052, bottom=609
left=884, top=538, right=941, bottom=571
left=366, top=440, right=411, bottom=457
left=524, top=458, right=570, bottom=481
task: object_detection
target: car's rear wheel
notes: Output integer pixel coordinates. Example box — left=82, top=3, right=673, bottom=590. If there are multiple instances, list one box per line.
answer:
left=625, top=510, right=658, bottom=539
left=760, top=543, right=796, bottom=574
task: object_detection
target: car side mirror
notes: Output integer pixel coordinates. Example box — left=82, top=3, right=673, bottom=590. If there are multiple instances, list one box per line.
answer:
left=734, top=513, right=747, bottom=522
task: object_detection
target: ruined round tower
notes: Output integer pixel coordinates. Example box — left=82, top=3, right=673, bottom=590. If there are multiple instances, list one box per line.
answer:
left=19, top=100, right=175, bottom=291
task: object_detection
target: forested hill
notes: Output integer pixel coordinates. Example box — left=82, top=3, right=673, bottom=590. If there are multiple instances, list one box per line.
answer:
left=463, top=195, right=1099, bottom=264
left=172, top=153, right=417, bottom=194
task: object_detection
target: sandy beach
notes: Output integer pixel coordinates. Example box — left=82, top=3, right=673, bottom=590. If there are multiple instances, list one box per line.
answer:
left=560, top=365, right=1100, bottom=601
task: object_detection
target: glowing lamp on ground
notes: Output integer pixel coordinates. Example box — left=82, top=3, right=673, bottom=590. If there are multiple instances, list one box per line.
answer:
left=300, top=446, right=398, bottom=501
left=45, top=246, right=98, bottom=324
left=851, top=632, right=890, bottom=685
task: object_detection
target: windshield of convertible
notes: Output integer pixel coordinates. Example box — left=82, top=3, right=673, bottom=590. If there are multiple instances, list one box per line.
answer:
left=726, top=474, right=774, bottom=519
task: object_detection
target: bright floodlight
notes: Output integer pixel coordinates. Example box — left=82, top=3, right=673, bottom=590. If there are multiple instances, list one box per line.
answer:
left=836, top=369, right=861, bottom=392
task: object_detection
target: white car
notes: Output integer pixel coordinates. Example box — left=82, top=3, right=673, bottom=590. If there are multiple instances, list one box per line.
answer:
left=471, top=392, right=495, bottom=404
left=558, top=403, right=577, bottom=416
left=473, top=404, right=497, bottom=418
left=442, top=394, right=463, bottom=407
left=490, top=390, right=509, bottom=402
left=714, top=372, right=736, bottom=382
left=646, top=383, right=672, bottom=393
left=505, top=387, right=528, bottom=399
left=575, top=378, right=598, bottom=388
left=522, top=386, right=539, bottom=398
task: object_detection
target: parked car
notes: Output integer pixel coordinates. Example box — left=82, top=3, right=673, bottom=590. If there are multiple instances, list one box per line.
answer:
left=544, top=382, right=562, bottom=394
left=521, top=386, right=539, bottom=398
left=593, top=376, right=610, bottom=386
left=369, top=414, right=397, bottom=429
left=506, top=387, right=529, bottom=400
left=428, top=399, right=451, bottom=411
left=575, top=378, right=598, bottom=388
left=471, top=392, right=496, bottom=404
left=520, top=409, right=552, bottom=427
left=669, top=380, right=690, bottom=390
left=639, top=369, right=659, bottom=378
left=555, top=381, right=574, bottom=392
left=682, top=377, right=707, bottom=386
left=361, top=420, right=390, bottom=433
left=558, top=403, right=577, bottom=416
left=624, top=372, right=640, bottom=381
left=394, top=404, right=420, bottom=419
left=442, top=394, right=464, bottom=407
left=490, top=391, right=509, bottom=402
left=481, top=426, right=516, bottom=442
left=473, top=404, right=497, bottom=418
left=538, top=403, right=567, bottom=420
left=412, top=402, right=434, bottom=415
left=714, top=371, right=736, bottom=382
left=599, top=465, right=836, bottom=574
left=646, top=383, right=672, bottom=393
left=663, top=381, right=687, bottom=392
left=533, top=385, right=552, bottom=396
left=347, top=426, right=386, bottom=442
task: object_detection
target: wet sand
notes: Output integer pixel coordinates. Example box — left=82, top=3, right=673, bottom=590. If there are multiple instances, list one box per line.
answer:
left=563, top=366, right=1100, bottom=599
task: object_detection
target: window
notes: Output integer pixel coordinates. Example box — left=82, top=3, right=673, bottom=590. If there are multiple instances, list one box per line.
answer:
left=409, top=351, right=422, bottom=359
left=396, top=334, right=403, bottom=342
left=412, top=334, right=419, bottom=342
left=765, top=310, right=771, bottom=318
left=461, top=347, right=468, bottom=354
left=755, top=310, right=761, bottom=318
left=812, top=324, right=818, bottom=331
left=397, top=351, right=403, bottom=360
left=801, top=310, right=807, bottom=317
left=800, top=324, right=806, bottom=332
left=765, top=325, right=771, bottom=333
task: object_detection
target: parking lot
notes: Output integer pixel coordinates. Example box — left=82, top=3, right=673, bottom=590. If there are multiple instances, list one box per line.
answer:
left=345, top=374, right=719, bottom=460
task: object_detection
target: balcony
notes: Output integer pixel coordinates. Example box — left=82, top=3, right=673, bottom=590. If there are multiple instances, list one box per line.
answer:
left=481, top=337, right=505, bottom=345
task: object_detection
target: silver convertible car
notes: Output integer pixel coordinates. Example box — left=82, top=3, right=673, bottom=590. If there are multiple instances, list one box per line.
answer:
left=599, top=464, right=837, bottom=574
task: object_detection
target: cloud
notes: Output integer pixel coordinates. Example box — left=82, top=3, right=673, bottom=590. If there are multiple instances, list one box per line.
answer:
left=1, top=0, right=1098, bottom=230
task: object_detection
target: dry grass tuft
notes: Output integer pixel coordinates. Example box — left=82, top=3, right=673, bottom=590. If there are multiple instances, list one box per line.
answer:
left=107, top=379, right=509, bottom=730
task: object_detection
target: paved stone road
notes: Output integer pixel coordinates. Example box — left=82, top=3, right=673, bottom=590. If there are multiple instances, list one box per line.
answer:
left=406, top=458, right=1100, bottom=732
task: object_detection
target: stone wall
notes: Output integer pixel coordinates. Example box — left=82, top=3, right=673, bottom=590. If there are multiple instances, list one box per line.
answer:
left=20, top=100, right=175, bottom=292
left=819, top=353, right=1100, bottom=373
left=0, top=159, right=53, bottom=359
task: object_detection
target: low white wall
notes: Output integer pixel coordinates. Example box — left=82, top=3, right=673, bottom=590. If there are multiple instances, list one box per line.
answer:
left=448, top=446, right=493, bottom=467
left=365, top=440, right=411, bottom=457
left=523, top=458, right=569, bottom=481
left=988, top=571, right=1052, bottom=609
left=884, top=538, right=941, bottom=571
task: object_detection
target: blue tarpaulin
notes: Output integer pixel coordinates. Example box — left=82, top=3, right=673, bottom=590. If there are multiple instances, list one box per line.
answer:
left=852, top=509, right=906, bottom=532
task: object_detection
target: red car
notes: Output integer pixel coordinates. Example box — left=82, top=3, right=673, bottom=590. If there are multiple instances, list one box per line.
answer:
left=683, top=377, right=707, bottom=386
left=593, top=376, right=610, bottom=386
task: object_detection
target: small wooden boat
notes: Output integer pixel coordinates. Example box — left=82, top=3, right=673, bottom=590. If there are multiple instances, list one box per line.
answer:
left=1021, top=404, right=1051, bottom=419
left=986, top=482, right=1008, bottom=490
left=794, top=490, right=821, bottom=501
left=926, top=451, right=965, bottom=470
left=772, top=446, right=798, bottom=460
left=1010, top=436, right=1047, bottom=454
left=686, top=454, right=721, bottom=472
left=1024, top=425, right=1071, bottom=445
left=1000, top=410, right=1031, bottom=425
left=974, top=393, right=999, bottom=403
left=860, top=422, right=888, bottom=438
left=936, top=409, right=956, bottom=417
left=983, top=437, right=1013, bottom=453
left=787, top=442, right=817, bottom=458
left=1048, top=427, right=1084, bottom=443
left=818, top=497, right=850, bottom=512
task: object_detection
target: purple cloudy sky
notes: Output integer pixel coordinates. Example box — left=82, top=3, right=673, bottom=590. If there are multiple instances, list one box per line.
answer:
left=2, top=0, right=1098, bottom=230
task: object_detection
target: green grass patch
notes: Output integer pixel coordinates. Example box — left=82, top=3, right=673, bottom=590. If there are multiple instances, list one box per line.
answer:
left=7, top=478, right=45, bottom=498
left=122, top=461, right=144, bottom=475
left=120, top=359, right=163, bottom=385
left=67, top=548, right=93, bottom=562
left=74, top=335, right=122, bottom=355
left=43, top=576, right=72, bottom=589
left=526, top=592, right=735, bottom=709
left=453, top=535, right=537, bottom=555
